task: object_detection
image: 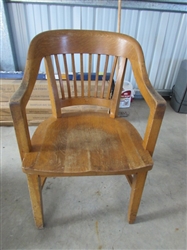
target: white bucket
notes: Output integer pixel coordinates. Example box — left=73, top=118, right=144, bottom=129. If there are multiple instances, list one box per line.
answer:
left=119, top=81, right=135, bottom=108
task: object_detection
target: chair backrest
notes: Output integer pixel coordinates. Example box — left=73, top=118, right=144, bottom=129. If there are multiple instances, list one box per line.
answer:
left=23, top=30, right=148, bottom=118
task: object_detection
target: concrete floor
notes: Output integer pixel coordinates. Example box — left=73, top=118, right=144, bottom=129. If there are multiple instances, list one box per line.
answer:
left=1, top=100, right=186, bottom=250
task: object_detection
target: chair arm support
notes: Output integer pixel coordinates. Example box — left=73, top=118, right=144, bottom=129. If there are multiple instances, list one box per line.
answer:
left=142, top=83, right=166, bottom=156
left=9, top=86, right=31, bottom=160
left=132, top=60, right=166, bottom=156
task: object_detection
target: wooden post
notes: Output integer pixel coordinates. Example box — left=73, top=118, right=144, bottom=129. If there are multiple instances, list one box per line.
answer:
left=116, top=0, right=122, bottom=76
left=117, top=0, right=122, bottom=33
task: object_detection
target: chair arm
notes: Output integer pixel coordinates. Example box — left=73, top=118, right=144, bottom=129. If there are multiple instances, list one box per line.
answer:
left=9, top=58, right=41, bottom=160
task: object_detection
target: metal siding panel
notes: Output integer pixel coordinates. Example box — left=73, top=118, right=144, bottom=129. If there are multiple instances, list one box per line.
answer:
left=95, top=7, right=115, bottom=31
left=40, top=5, right=49, bottom=31
left=49, top=5, right=58, bottom=29
left=156, top=13, right=182, bottom=89
left=164, top=13, right=187, bottom=89
left=149, top=12, right=170, bottom=88
left=8, top=3, right=29, bottom=69
left=1, top=2, right=15, bottom=70
left=73, top=6, right=81, bottom=29
left=81, top=7, right=95, bottom=30
left=5, top=2, right=187, bottom=91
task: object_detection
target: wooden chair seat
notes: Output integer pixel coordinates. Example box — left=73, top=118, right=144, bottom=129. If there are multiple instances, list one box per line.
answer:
left=22, top=112, right=153, bottom=176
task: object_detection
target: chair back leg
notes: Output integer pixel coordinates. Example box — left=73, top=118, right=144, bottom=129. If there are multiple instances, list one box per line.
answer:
left=128, top=172, right=148, bottom=223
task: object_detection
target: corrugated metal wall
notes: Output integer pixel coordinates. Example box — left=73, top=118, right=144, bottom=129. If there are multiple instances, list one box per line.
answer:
left=6, top=2, right=187, bottom=90
left=0, top=1, right=15, bottom=70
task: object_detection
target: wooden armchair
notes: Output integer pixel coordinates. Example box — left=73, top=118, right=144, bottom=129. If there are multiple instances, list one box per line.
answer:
left=10, top=30, right=166, bottom=228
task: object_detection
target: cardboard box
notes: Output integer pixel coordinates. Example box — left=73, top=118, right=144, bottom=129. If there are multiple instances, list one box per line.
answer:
left=0, top=79, right=110, bottom=126
left=0, top=102, right=11, bottom=115
left=0, top=80, right=16, bottom=102
left=0, top=101, right=52, bottom=116
left=0, top=79, right=110, bottom=101
left=69, top=80, right=109, bottom=97
left=0, top=80, right=50, bottom=101
left=0, top=115, right=12, bottom=121
left=26, top=100, right=52, bottom=114
left=0, top=120, right=48, bottom=126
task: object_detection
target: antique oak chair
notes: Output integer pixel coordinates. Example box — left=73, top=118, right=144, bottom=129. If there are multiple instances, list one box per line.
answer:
left=10, top=30, right=166, bottom=228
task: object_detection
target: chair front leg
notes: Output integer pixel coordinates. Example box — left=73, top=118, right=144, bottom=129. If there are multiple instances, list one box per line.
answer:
left=127, top=171, right=148, bottom=224
left=27, top=174, right=44, bottom=229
